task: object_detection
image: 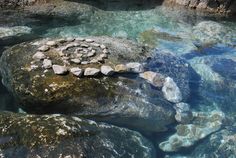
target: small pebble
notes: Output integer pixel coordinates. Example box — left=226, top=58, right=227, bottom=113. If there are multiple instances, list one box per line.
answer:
left=52, top=65, right=68, bottom=75
left=32, top=51, right=46, bottom=61
left=46, top=41, right=57, bottom=47
left=100, top=44, right=106, bottom=49
left=101, top=65, right=115, bottom=76
left=84, top=68, right=100, bottom=76
left=38, top=45, right=49, bottom=52
left=71, top=59, right=81, bottom=64
left=85, top=39, right=94, bottom=43
left=70, top=67, right=83, bottom=77
left=43, top=59, right=52, bottom=69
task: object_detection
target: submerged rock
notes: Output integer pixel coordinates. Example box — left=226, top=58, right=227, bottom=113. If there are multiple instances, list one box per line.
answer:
left=0, top=111, right=156, bottom=158
left=159, top=110, right=225, bottom=152
left=0, top=36, right=176, bottom=133
left=146, top=50, right=193, bottom=102
left=139, top=71, right=165, bottom=88
left=192, top=21, right=235, bottom=46
left=0, top=26, right=31, bottom=39
left=162, top=77, right=183, bottom=103
left=189, top=126, right=236, bottom=158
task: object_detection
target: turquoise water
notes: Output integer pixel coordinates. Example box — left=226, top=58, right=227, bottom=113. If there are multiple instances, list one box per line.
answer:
left=0, top=4, right=236, bottom=158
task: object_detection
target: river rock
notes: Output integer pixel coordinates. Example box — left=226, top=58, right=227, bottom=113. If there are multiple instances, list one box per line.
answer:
left=0, top=111, right=156, bottom=158
left=84, top=68, right=100, bottom=76
left=43, top=59, right=52, bottom=69
left=38, top=45, right=49, bottom=52
left=0, top=36, right=177, bottom=133
left=52, top=65, right=68, bottom=75
left=139, top=71, right=165, bottom=88
left=159, top=110, right=225, bottom=152
left=115, top=64, right=129, bottom=73
left=101, top=65, right=115, bottom=76
left=162, top=77, right=183, bottom=103
left=46, top=40, right=57, bottom=46
left=32, top=51, right=46, bottom=61
left=126, top=62, right=144, bottom=73
left=70, top=67, right=83, bottom=77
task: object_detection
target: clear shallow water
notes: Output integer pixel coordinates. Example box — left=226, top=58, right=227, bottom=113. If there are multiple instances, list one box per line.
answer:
left=0, top=4, right=236, bottom=158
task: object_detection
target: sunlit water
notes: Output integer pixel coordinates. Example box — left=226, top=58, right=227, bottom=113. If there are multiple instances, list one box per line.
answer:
left=0, top=4, right=236, bottom=157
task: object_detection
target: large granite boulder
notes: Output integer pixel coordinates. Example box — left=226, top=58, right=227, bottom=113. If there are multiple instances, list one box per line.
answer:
left=0, top=111, right=156, bottom=158
left=0, top=36, right=176, bottom=133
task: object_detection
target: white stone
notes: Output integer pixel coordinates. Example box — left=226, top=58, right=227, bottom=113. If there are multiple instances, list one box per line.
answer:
left=162, top=77, right=183, bottom=103
left=126, top=62, right=144, bottom=73
left=84, top=68, right=100, bottom=76
left=87, top=51, right=96, bottom=57
left=75, top=37, right=85, bottom=41
left=100, top=44, right=106, bottom=49
left=139, top=71, right=165, bottom=88
left=52, top=65, right=68, bottom=75
left=85, top=39, right=94, bottom=43
left=99, top=54, right=108, bottom=59
left=70, top=67, right=83, bottom=77
left=81, top=61, right=89, bottom=65
left=90, top=59, right=98, bottom=64
left=38, top=45, right=49, bottom=52
left=43, top=59, right=52, bottom=69
left=71, top=59, right=81, bottom=64
left=32, top=52, right=46, bottom=61
left=46, top=41, right=57, bottom=46
left=101, top=65, right=115, bottom=76
left=115, top=64, right=128, bottom=72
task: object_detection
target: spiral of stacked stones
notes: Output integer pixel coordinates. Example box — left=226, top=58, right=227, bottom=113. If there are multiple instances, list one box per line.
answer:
left=32, top=37, right=144, bottom=77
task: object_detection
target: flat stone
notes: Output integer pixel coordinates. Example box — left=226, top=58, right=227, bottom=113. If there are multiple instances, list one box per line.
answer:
left=139, top=71, right=165, bottom=88
left=52, top=65, right=68, bottom=75
left=56, top=38, right=66, bottom=43
left=66, top=37, right=75, bottom=42
left=87, top=51, right=96, bottom=57
left=162, top=77, right=183, bottom=103
left=71, top=59, right=81, bottom=64
left=38, top=45, right=49, bottom=52
left=100, top=44, right=106, bottom=49
left=115, top=64, right=129, bottom=72
left=126, top=62, right=144, bottom=73
left=101, top=65, right=115, bottom=76
left=81, top=61, right=89, bottom=65
left=84, top=68, right=100, bottom=76
left=75, top=37, right=85, bottom=41
left=99, top=54, right=108, bottom=59
left=85, top=39, right=94, bottom=43
left=70, top=67, right=83, bottom=77
left=32, top=51, right=46, bottom=61
left=46, top=41, right=57, bottom=47
left=43, top=59, right=52, bottom=69
left=91, top=43, right=100, bottom=47
left=90, top=59, right=98, bottom=64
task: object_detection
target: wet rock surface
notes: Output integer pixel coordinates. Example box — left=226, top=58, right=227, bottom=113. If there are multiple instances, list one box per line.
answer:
left=0, top=26, right=31, bottom=39
left=0, top=111, right=156, bottom=158
left=0, top=36, right=179, bottom=133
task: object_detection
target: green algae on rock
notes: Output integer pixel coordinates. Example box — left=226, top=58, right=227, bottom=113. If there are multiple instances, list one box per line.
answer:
left=0, top=111, right=156, bottom=158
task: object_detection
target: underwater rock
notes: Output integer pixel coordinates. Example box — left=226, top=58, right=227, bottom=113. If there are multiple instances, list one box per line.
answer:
left=0, top=36, right=177, bottom=133
left=174, top=102, right=193, bottom=124
left=192, top=21, right=235, bottom=46
left=189, top=126, right=236, bottom=158
left=0, top=26, right=31, bottom=39
left=126, top=62, right=144, bottom=73
left=0, top=111, right=156, bottom=158
left=162, top=77, right=183, bottom=103
left=159, top=110, right=225, bottom=152
left=139, top=71, right=165, bottom=88
left=115, top=64, right=129, bottom=73
left=146, top=50, right=193, bottom=102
